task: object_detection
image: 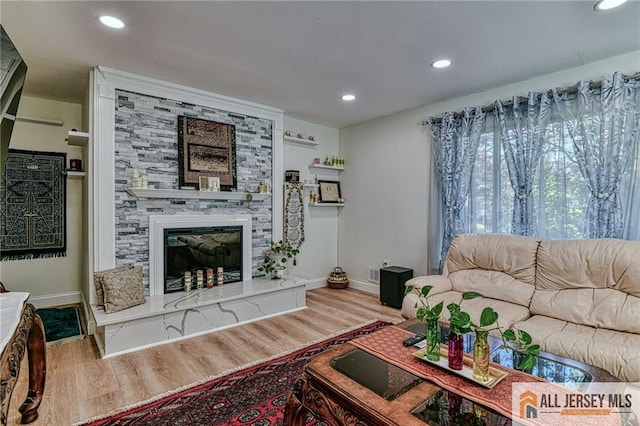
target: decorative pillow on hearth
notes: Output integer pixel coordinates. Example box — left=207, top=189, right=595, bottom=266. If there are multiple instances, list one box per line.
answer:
left=93, top=264, right=134, bottom=307
left=98, top=264, right=146, bottom=314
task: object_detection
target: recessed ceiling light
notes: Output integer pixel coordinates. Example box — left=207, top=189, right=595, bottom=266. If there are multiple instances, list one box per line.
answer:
left=341, top=94, right=356, bottom=101
left=99, top=15, right=125, bottom=29
left=594, top=0, right=629, bottom=10
left=431, top=59, right=452, bottom=69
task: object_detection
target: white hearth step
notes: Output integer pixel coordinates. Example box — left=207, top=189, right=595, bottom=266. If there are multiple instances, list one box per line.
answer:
left=90, top=276, right=307, bottom=357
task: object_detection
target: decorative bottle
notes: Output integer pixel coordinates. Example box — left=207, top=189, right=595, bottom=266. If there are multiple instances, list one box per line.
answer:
left=448, top=328, right=464, bottom=370
left=472, top=329, right=490, bottom=382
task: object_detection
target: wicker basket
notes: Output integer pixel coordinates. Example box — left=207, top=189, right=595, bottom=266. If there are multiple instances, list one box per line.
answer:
left=327, top=267, right=349, bottom=289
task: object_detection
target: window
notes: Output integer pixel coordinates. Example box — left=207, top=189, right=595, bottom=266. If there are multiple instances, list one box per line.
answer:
left=463, top=114, right=593, bottom=240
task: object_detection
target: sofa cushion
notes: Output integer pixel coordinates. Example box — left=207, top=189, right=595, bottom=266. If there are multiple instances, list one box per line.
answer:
left=448, top=269, right=535, bottom=308
left=516, top=315, right=640, bottom=382
left=530, top=287, right=640, bottom=334
left=533, top=238, right=640, bottom=334
left=446, top=233, right=540, bottom=286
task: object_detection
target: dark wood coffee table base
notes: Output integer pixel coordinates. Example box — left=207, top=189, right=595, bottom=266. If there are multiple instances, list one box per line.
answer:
left=285, top=343, right=440, bottom=426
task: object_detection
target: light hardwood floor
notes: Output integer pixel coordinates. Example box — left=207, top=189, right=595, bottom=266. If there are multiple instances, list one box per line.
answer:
left=8, top=287, right=404, bottom=425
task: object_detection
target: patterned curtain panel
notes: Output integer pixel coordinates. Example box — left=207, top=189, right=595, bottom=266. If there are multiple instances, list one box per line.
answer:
left=495, top=92, right=552, bottom=236
left=552, top=72, right=640, bottom=238
left=429, top=107, right=486, bottom=268
left=0, top=149, right=67, bottom=260
left=283, top=182, right=304, bottom=264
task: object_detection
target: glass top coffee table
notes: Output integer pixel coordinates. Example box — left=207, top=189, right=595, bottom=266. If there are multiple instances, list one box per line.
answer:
left=283, top=320, right=618, bottom=426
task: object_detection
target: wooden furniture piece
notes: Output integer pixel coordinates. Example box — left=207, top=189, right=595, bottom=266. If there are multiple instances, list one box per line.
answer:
left=284, top=320, right=618, bottom=426
left=0, top=283, right=46, bottom=425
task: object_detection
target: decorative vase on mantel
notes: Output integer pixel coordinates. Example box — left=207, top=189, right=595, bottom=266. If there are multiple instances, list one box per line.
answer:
left=448, top=327, right=464, bottom=370
left=472, top=329, right=490, bottom=382
left=425, top=319, right=441, bottom=362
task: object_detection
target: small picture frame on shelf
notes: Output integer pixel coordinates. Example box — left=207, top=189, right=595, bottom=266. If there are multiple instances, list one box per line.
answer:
left=199, top=176, right=220, bottom=191
left=209, top=177, right=220, bottom=191
left=69, top=159, right=82, bottom=171
left=318, top=180, right=341, bottom=203
left=199, top=176, right=209, bottom=191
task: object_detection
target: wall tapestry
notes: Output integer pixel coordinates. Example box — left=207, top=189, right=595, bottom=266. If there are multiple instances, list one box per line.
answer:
left=177, top=115, right=237, bottom=190
left=0, top=149, right=67, bottom=261
left=284, top=182, right=304, bottom=264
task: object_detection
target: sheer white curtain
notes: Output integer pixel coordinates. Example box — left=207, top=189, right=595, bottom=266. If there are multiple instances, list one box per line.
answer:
left=552, top=73, right=640, bottom=239
left=427, top=73, right=640, bottom=270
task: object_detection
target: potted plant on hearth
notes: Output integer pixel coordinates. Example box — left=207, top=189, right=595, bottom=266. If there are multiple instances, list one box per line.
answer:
left=257, top=240, right=300, bottom=279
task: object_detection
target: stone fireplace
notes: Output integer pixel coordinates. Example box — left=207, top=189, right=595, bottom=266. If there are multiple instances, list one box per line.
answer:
left=149, top=214, right=253, bottom=295
left=88, top=67, right=307, bottom=358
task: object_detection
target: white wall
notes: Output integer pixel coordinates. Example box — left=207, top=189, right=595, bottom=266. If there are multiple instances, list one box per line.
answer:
left=0, top=96, right=85, bottom=306
left=338, top=51, right=640, bottom=283
left=283, top=116, right=340, bottom=282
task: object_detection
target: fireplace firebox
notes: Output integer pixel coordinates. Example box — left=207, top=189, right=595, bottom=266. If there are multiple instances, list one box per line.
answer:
left=164, top=226, right=242, bottom=293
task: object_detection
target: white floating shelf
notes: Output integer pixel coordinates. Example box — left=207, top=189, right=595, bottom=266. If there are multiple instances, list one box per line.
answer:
left=66, top=171, right=85, bottom=179
left=284, top=135, right=319, bottom=147
left=67, top=130, right=90, bottom=146
left=308, top=164, right=344, bottom=171
left=16, top=115, right=63, bottom=127
left=303, top=183, right=319, bottom=189
left=309, top=203, right=345, bottom=207
left=125, top=187, right=269, bottom=201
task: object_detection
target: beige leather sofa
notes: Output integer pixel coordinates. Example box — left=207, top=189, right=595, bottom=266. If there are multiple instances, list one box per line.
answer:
left=401, top=233, right=640, bottom=382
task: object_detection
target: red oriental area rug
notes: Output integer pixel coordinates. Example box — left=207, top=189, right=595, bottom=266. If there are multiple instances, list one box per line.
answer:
left=78, top=320, right=391, bottom=426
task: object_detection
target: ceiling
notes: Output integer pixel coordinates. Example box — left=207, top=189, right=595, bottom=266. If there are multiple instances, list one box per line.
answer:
left=2, top=1, right=639, bottom=128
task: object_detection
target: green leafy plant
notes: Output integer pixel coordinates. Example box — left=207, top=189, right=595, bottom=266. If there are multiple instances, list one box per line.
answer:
left=446, top=292, right=484, bottom=334
left=452, top=305, right=540, bottom=371
left=405, top=285, right=444, bottom=322
left=257, top=240, right=300, bottom=275
left=500, top=327, right=540, bottom=372
left=410, top=286, right=540, bottom=372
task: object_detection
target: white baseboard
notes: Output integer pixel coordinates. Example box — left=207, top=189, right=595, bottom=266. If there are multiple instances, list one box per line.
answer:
left=304, top=278, right=328, bottom=290
left=80, top=293, right=96, bottom=335
left=346, top=279, right=380, bottom=295
left=29, top=291, right=83, bottom=309
left=304, top=277, right=380, bottom=295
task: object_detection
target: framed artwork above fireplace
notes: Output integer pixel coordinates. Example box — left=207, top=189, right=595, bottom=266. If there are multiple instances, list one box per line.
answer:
left=177, top=115, right=237, bottom=190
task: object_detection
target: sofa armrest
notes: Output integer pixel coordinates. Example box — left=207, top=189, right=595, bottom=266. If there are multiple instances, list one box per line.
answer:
left=404, top=275, right=452, bottom=296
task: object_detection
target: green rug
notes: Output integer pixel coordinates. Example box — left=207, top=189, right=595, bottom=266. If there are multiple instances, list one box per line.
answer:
left=36, top=306, right=85, bottom=346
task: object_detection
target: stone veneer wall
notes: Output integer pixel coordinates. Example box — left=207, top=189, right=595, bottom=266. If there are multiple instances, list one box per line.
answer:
left=114, top=89, right=273, bottom=292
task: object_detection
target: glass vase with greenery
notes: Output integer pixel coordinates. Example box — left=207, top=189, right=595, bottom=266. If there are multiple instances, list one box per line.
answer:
left=405, top=285, right=444, bottom=361
left=445, top=292, right=483, bottom=370
left=450, top=305, right=540, bottom=381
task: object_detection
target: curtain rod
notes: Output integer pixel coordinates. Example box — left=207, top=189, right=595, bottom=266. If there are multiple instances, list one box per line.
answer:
left=422, top=71, right=640, bottom=126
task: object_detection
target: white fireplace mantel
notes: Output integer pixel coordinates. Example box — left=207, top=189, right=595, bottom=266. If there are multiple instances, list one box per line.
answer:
left=148, top=214, right=253, bottom=296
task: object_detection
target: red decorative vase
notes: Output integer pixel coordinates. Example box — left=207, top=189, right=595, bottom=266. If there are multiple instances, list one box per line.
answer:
left=448, top=330, right=464, bottom=370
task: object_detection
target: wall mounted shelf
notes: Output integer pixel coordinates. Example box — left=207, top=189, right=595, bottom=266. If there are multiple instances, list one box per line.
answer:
left=67, top=130, right=90, bottom=146
left=125, top=187, right=269, bottom=201
left=303, top=183, right=319, bottom=189
left=309, top=203, right=345, bottom=207
left=308, top=164, right=344, bottom=171
left=66, top=171, right=85, bottom=179
left=284, top=135, right=319, bottom=147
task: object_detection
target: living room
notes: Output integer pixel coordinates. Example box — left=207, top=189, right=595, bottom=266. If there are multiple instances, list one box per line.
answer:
left=1, top=1, right=639, bottom=425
